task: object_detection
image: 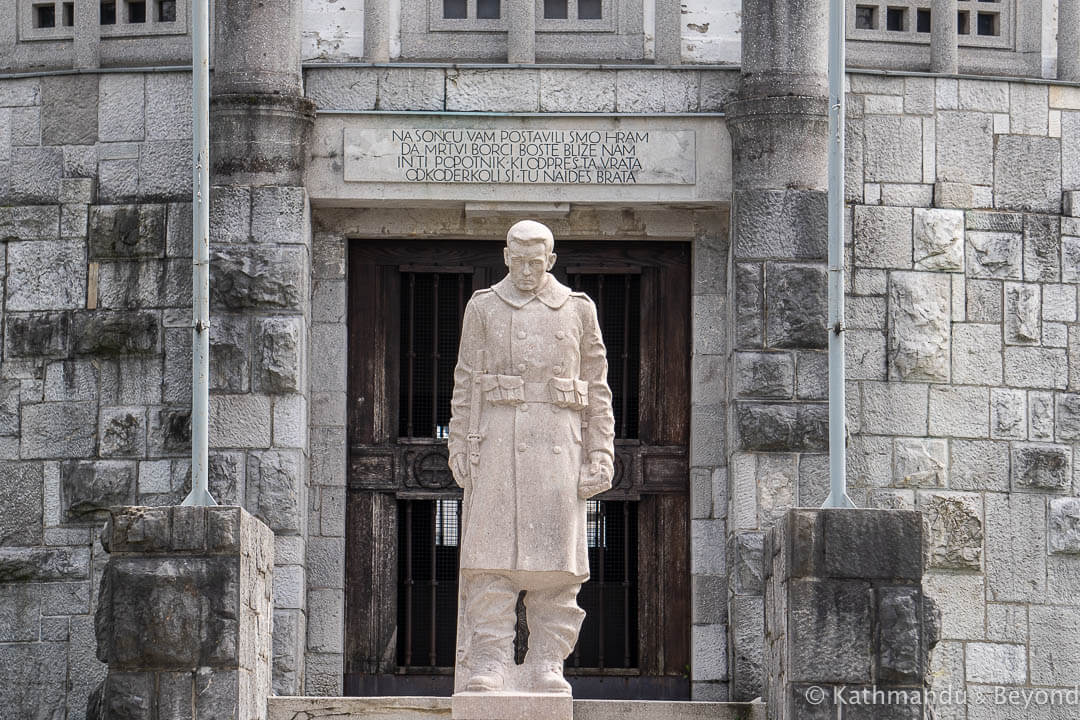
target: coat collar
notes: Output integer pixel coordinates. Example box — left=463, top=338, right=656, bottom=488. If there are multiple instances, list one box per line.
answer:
left=492, top=274, right=572, bottom=309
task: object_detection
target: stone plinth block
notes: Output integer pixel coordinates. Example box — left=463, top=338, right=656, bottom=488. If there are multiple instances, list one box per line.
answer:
left=93, top=506, right=274, bottom=720
left=888, top=271, right=951, bottom=383
left=764, top=509, right=938, bottom=720
left=452, top=693, right=572, bottom=720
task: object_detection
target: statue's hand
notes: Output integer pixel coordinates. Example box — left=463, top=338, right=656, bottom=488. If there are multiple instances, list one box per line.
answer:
left=450, top=453, right=471, bottom=490
left=578, top=451, right=614, bottom=499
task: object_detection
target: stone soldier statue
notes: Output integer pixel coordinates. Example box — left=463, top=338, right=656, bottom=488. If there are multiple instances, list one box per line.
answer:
left=448, top=220, right=616, bottom=695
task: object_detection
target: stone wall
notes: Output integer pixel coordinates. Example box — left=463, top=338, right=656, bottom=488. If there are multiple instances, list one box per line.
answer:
left=0, top=68, right=316, bottom=718
left=839, top=73, right=1080, bottom=715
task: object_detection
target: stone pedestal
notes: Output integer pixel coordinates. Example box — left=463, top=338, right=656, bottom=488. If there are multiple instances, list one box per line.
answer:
left=91, top=506, right=274, bottom=720
left=764, top=509, right=939, bottom=720
left=452, top=692, right=573, bottom=720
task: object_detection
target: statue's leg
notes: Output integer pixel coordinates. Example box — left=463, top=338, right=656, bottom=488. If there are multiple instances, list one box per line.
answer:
left=460, top=572, right=518, bottom=692
left=521, top=581, right=585, bottom=694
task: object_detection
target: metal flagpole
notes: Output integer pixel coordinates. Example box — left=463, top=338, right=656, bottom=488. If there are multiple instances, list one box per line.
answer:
left=182, top=0, right=215, bottom=507
left=823, top=0, right=854, bottom=509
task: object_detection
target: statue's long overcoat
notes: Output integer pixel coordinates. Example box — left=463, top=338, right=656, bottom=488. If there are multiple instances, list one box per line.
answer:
left=448, top=273, right=615, bottom=580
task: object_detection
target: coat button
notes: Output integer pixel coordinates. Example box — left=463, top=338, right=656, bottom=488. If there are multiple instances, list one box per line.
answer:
left=517, top=363, right=526, bottom=372
left=553, top=365, right=563, bottom=374
left=552, top=446, right=562, bottom=455
left=517, top=330, right=527, bottom=339
left=519, top=404, right=529, bottom=412
left=518, top=443, right=527, bottom=453
left=556, top=331, right=566, bottom=340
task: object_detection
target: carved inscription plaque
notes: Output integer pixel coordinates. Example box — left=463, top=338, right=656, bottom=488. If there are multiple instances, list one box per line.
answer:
left=344, top=128, right=696, bottom=185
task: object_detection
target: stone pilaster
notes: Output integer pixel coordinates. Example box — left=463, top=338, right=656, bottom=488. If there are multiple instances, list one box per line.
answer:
left=724, top=0, right=830, bottom=701
left=764, top=509, right=939, bottom=720
left=91, top=506, right=274, bottom=720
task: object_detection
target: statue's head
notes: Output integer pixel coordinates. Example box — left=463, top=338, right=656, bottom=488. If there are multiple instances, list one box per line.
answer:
left=504, top=220, right=556, bottom=293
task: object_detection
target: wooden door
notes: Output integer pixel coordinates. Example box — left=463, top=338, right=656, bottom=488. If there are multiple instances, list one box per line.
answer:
left=345, top=240, right=691, bottom=699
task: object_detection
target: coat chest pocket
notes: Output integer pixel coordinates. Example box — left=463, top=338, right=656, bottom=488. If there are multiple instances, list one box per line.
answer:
left=549, top=378, right=589, bottom=410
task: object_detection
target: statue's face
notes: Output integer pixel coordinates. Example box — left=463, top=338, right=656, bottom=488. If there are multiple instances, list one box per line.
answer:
left=504, top=239, right=556, bottom=293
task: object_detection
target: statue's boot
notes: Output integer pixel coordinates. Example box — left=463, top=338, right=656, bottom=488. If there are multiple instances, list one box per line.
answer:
left=530, top=659, right=571, bottom=694
left=465, top=659, right=508, bottom=692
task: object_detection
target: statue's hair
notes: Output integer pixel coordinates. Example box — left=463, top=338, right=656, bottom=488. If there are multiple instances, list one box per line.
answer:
left=506, top=219, right=555, bottom=254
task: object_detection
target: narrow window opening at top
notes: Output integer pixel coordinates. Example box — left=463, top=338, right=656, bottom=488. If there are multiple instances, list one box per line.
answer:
left=544, top=0, right=569, bottom=19
left=34, top=3, right=56, bottom=27
left=157, top=0, right=175, bottom=21
left=62, top=1, right=74, bottom=25
left=442, top=0, right=467, bottom=19
left=100, top=0, right=116, bottom=24
left=578, top=0, right=601, bottom=19
left=476, top=0, right=499, bottom=19
left=976, top=11, right=998, bottom=35
left=957, top=9, right=970, bottom=34
left=127, top=0, right=145, bottom=22
left=855, top=5, right=877, bottom=30
left=916, top=8, right=931, bottom=32
left=886, top=6, right=906, bottom=31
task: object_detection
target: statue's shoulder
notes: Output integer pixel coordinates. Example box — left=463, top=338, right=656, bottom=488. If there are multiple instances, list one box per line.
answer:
left=567, top=290, right=596, bottom=310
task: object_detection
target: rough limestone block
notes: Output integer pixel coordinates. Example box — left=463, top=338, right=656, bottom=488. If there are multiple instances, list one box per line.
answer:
left=138, top=140, right=192, bottom=199
left=949, top=439, right=1009, bottom=491
left=145, top=72, right=192, bottom=141
left=1049, top=497, right=1080, bottom=553
left=9, top=146, right=63, bottom=204
left=41, top=74, right=98, bottom=145
left=966, top=231, right=1022, bottom=279
left=615, top=70, right=698, bottom=113
left=72, top=311, right=160, bottom=356
left=1029, top=391, right=1055, bottom=440
left=446, top=70, right=540, bottom=113
left=210, top=246, right=306, bottom=311
left=1003, top=282, right=1041, bottom=344
left=1004, top=346, right=1068, bottom=389
left=734, top=263, right=762, bottom=348
left=1064, top=235, right=1080, bottom=282
left=6, top=240, right=87, bottom=311
left=61, top=460, right=136, bottom=522
left=730, top=595, right=763, bottom=699
left=853, top=205, right=912, bottom=269
left=0, top=643, right=68, bottom=720
left=922, top=493, right=983, bottom=570
left=874, top=585, right=927, bottom=684
left=22, top=402, right=97, bottom=458
left=951, top=324, right=1002, bottom=385
left=98, top=74, right=145, bottom=142
left=1023, top=213, right=1061, bottom=281
left=958, top=79, right=1009, bottom=112
left=765, top=263, right=827, bottom=349
left=255, top=316, right=304, bottom=394
left=89, top=204, right=167, bottom=259
left=377, top=68, right=445, bottom=111
left=922, top=572, right=985, bottom=639
left=1011, top=442, right=1071, bottom=492
left=789, top=578, right=872, bottom=683
left=246, top=449, right=303, bottom=533
left=6, top=312, right=72, bottom=359
left=0, top=463, right=43, bottom=546
left=733, top=351, right=794, bottom=398
left=994, top=136, right=1061, bottom=214
left=860, top=381, right=929, bottom=436
left=1029, top=605, right=1080, bottom=686
left=209, top=186, right=251, bottom=244
left=305, top=68, right=377, bottom=111
left=251, top=186, right=308, bottom=245
left=99, top=407, right=147, bottom=458
left=929, top=386, right=988, bottom=438
left=893, top=438, right=947, bottom=488
left=965, top=642, right=1027, bottom=684
left=863, top=116, right=923, bottom=183
left=888, top=271, right=951, bottom=382
left=209, top=394, right=272, bottom=449
left=990, top=388, right=1026, bottom=439
left=912, top=208, right=964, bottom=271
left=1056, top=392, right=1080, bottom=441
left=1043, top=284, right=1077, bottom=323
left=539, top=70, right=616, bottom=113
left=1009, top=82, right=1049, bottom=135
left=733, top=189, right=826, bottom=260
left=936, top=111, right=994, bottom=185
left=735, top=402, right=827, bottom=453
left=209, top=315, right=250, bottom=393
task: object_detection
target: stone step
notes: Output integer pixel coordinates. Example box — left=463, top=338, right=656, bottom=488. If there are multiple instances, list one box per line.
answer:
left=268, top=696, right=766, bottom=720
